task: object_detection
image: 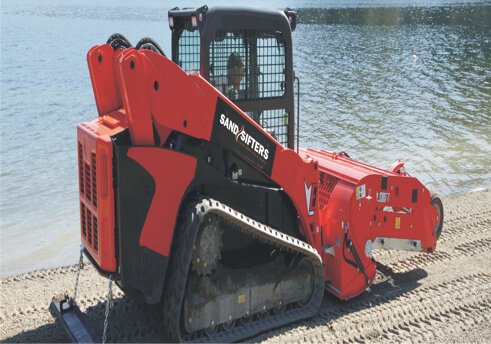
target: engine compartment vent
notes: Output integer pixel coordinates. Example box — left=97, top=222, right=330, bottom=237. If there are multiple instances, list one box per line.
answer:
left=319, top=172, right=338, bottom=210
left=78, top=141, right=99, bottom=254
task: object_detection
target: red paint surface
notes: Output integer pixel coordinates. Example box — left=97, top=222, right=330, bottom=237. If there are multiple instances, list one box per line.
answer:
left=77, top=110, right=127, bottom=272
left=128, top=148, right=197, bottom=256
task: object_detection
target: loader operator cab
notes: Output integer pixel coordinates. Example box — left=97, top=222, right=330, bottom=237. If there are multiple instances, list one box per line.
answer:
left=168, top=6, right=297, bottom=149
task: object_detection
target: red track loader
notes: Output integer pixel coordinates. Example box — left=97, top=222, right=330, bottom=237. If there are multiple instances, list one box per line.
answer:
left=51, top=5, right=443, bottom=343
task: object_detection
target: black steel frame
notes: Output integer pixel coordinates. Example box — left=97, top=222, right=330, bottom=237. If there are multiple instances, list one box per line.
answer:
left=169, top=6, right=297, bottom=149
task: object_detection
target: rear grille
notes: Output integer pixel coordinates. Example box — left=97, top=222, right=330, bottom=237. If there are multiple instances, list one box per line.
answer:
left=78, top=140, right=99, bottom=254
left=319, top=172, right=338, bottom=210
left=81, top=202, right=99, bottom=253
left=78, top=143, right=84, bottom=195
left=85, top=162, right=91, bottom=201
left=76, top=124, right=117, bottom=271
left=91, top=153, right=97, bottom=207
left=81, top=203, right=86, bottom=238
left=93, top=215, right=98, bottom=251
left=87, top=211, right=93, bottom=245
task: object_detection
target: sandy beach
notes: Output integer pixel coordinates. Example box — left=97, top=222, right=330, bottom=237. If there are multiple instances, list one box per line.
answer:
left=1, top=189, right=490, bottom=343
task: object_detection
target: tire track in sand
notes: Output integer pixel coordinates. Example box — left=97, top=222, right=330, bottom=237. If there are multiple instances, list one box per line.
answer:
left=258, top=273, right=491, bottom=343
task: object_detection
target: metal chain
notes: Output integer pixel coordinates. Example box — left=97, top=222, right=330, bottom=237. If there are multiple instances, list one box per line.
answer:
left=72, top=245, right=84, bottom=303
left=102, top=274, right=113, bottom=344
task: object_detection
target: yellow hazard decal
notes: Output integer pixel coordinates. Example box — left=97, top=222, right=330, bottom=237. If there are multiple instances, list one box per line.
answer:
left=395, top=217, right=401, bottom=229
left=238, top=294, right=246, bottom=304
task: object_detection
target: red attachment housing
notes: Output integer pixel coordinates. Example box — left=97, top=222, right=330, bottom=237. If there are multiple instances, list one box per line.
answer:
left=302, top=149, right=439, bottom=299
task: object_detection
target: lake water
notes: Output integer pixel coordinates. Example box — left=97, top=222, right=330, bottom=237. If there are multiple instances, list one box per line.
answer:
left=1, top=0, right=490, bottom=277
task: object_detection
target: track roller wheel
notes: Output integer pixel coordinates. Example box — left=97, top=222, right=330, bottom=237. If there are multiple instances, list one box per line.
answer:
left=430, top=190, right=444, bottom=239
left=221, top=319, right=235, bottom=332
left=272, top=302, right=285, bottom=315
left=239, top=313, right=252, bottom=326
left=255, top=308, right=270, bottom=320
left=204, top=324, right=218, bottom=336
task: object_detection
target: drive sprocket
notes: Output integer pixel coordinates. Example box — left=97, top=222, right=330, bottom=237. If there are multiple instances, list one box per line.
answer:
left=191, top=215, right=223, bottom=276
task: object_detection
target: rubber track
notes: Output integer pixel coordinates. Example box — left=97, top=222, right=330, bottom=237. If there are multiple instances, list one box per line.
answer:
left=161, top=198, right=325, bottom=342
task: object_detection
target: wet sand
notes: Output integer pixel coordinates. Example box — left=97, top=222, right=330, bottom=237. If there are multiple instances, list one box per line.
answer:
left=1, top=189, right=490, bottom=343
